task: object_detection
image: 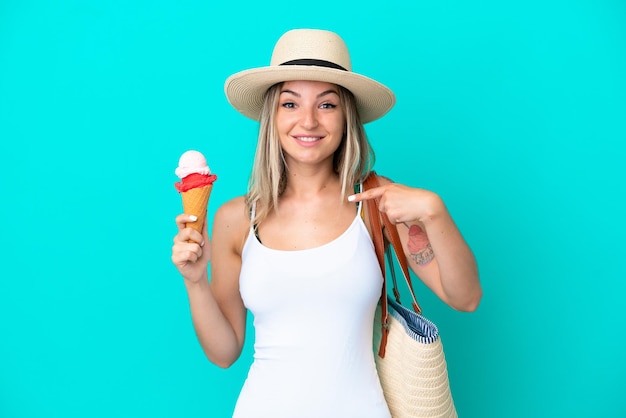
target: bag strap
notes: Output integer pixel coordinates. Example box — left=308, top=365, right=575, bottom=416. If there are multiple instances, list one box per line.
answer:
left=381, top=208, right=422, bottom=315
left=363, top=172, right=422, bottom=358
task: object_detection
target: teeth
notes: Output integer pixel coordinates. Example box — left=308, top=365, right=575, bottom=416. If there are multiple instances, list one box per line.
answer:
left=297, top=137, right=321, bottom=142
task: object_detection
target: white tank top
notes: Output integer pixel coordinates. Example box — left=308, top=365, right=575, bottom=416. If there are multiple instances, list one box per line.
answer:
left=233, top=199, right=391, bottom=418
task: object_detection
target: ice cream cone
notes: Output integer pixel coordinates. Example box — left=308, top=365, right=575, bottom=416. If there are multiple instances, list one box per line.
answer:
left=175, top=150, right=216, bottom=240
left=181, top=184, right=213, bottom=233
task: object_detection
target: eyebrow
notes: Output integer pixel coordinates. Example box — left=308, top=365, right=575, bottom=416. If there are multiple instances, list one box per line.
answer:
left=280, top=89, right=340, bottom=98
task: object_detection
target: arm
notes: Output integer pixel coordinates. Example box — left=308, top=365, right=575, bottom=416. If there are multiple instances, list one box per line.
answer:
left=171, top=197, right=248, bottom=367
left=351, top=177, right=481, bottom=312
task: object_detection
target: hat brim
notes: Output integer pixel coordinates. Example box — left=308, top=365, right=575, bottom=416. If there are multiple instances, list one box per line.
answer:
left=224, top=66, right=395, bottom=124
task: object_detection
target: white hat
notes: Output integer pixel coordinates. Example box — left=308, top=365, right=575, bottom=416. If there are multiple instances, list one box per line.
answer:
left=224, top=29, right=395, bottom=123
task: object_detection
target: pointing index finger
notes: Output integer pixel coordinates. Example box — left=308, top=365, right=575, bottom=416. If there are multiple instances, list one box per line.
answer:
left=348, top=186, right=385, bottom=202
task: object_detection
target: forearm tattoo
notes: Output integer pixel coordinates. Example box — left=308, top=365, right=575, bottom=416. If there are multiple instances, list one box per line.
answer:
left=404, top=223, right=435, bottom=265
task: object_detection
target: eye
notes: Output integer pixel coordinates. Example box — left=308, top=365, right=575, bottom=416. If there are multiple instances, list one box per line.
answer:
left=320, top=102, right=337, bottom=109
left=281, top=102, right=296, bottom=109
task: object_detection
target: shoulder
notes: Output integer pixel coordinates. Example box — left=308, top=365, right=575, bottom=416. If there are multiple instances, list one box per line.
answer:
left=370, top=173, right=393, bottom=187
left=215, top=195, right=248, bottom=223
left=213, top=196, right=250, bottom=253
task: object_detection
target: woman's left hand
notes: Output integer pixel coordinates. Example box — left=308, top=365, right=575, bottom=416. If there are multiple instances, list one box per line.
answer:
left=349, top=181, right=443, bottom=226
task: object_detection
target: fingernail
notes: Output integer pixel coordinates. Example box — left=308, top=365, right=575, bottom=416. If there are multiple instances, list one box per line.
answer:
left=347, top=195, right=356, bottom=202
left=189, top=215, right=198, bottom=221
left=200, top=241, right=205, bottom=247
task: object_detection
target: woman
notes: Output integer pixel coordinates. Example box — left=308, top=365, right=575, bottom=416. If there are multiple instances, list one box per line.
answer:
left=172, top=29, right=481, bottom=418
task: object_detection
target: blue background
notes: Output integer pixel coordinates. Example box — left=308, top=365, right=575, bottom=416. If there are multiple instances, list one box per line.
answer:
left=1, top=1, right=625, bottom=417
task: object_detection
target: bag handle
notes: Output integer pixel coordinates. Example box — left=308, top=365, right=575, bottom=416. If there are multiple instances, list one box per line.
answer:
left=363, top=172, right=422, bottom=358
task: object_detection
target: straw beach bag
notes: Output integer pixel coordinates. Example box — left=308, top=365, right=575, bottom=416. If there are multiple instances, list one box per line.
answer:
left=364, top=173, right=457, bottom=418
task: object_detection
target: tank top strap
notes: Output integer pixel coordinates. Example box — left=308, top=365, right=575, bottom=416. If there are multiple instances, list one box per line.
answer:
left=356, top=182, right=364, bottom=220
left=250, top=200, right=257, bottom=221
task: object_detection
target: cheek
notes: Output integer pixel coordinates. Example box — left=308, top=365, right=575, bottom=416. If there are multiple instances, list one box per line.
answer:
left=330, top=114, right=346, bottom=135
left=275, top=113, right=293, bottom=134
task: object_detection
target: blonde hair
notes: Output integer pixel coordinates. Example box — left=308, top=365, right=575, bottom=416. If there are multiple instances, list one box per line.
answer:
left=245, top=83, right=375, bottom=225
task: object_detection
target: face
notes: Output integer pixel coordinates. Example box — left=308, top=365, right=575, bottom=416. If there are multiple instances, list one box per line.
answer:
left=275, top=80, right=346, bottom=168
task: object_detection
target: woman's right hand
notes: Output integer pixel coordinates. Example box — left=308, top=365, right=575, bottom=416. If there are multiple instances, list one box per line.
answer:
left=171, top=214, right=211, bottom=284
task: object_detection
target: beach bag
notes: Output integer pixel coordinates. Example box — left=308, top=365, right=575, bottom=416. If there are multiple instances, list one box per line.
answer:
left=364, top=173, right=457, bottom=418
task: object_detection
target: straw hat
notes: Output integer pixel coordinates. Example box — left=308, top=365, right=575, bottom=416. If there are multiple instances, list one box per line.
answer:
left=224, top=29, right=395, bottom=123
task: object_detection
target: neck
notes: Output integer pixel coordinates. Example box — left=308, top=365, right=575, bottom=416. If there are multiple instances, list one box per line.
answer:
left=282, top=166, right=340, bottom=200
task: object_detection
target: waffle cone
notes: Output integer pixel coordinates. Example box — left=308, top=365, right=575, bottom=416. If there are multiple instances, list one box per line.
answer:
left=181, top=184, right=213, bottom=233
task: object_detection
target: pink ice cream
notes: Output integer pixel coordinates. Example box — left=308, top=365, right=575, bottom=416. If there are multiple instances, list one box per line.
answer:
left=174, top=150, right=217, bottom=192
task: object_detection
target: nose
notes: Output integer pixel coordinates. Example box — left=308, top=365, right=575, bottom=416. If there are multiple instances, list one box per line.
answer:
left=300, top=106, right=319, bottom=130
